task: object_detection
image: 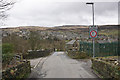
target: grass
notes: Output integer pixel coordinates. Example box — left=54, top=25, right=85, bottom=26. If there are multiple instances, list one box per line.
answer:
left=95, top=56, right=119, bottom=60
left=67, top=51, right=90, bottom=59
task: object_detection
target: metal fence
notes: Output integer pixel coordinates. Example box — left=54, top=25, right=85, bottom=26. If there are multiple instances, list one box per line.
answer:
left=79, top=41, right=118, bottom=57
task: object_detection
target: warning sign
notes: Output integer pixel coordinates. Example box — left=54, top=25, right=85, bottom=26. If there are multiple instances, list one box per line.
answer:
left=89, top=26, right=98, bottom=38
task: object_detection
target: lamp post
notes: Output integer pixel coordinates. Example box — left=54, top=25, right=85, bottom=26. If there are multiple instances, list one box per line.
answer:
left=86, top=2, right=95, bottom=58
left=86, top=2, right=94, bottom=26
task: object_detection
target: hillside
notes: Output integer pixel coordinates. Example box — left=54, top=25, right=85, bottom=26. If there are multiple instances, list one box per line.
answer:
left=1, top=25, right=119, bottom=35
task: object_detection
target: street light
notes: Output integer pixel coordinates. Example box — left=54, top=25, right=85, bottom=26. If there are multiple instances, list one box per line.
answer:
left=86, top=2, right=94, bottom=26
left=86, top=2, right=95, bottom=58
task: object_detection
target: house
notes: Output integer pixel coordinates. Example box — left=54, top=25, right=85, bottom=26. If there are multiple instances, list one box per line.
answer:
left=2, top=31, right=10, bottom=37
left=66, top=40, right=80, bottom=51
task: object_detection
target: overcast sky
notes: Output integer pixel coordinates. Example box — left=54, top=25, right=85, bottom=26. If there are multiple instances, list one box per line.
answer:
left=3, top=0, right=119, bottom=27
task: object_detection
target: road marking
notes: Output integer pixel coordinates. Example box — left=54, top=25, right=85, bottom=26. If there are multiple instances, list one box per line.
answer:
left=34, top=58, right=43, bottom=68
left=34, top=57, right=48, bottom=68
left=32, top=52, right=53, bottom=69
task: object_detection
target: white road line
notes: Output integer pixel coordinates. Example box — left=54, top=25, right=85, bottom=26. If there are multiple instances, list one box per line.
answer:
left=34, top=57, right=48, bottom=68
left=34, top=58, right=43, bottom=68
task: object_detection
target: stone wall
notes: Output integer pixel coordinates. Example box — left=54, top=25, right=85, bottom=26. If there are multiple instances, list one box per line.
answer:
left=91, top=58, right=120, bottom=79
left=2, top=61, right=31, bottom=79
left=23, top=49, right=53, bottom=59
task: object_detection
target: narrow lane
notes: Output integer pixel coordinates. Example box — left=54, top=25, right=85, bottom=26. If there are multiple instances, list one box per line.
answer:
left=33, top=52, right=98, bottom=78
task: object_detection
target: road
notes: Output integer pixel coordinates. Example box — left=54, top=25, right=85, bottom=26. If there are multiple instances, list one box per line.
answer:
left=29, top=52, right=98, bottom=79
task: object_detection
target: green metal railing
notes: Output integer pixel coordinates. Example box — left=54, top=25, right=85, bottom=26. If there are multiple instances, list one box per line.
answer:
left=79, top=41, right=118, bottom=57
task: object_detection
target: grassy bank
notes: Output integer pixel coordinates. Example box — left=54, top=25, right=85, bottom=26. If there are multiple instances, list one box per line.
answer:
left=67, top=51, right=90, bottom=59
left=91, top=56, right=120, bottom=79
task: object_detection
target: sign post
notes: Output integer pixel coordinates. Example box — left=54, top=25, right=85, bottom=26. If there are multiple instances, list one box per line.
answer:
left=89, top=27, right=98, bottom=58
left=86, top=2, right=97, bottom=58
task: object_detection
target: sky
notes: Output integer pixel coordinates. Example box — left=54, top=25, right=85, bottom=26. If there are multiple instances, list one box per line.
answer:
left=2, top=0, right=119, bottom=27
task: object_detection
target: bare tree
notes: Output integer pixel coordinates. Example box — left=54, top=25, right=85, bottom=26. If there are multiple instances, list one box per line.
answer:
left=29, top=31, right=40, bottom=51
left=0, top=0, right=16, bottom=25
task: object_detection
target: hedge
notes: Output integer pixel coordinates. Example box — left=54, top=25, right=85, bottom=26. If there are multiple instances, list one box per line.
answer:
left=67, top=51, right=90, bottom=59
left=2, top=61, right=31, bottom=80
left=91, top=58, right=120, bottom=79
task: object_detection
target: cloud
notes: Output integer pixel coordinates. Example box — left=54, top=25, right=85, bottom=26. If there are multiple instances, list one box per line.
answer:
left=4, top=0, right=118, bottom=27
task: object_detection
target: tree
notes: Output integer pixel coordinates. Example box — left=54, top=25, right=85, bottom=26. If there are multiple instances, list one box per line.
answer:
left=29, top=31, right=40, bottom=50
left=0, top=0, right=16, bottom=25
left=2, top=43, right=14, bottom=66
left=2, top=33, right=30, bottom=54
left=2, top=43, right=14, bottom=54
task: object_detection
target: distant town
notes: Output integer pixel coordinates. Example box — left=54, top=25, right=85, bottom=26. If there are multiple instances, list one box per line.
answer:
left=2, top=25, right=118, bottom=42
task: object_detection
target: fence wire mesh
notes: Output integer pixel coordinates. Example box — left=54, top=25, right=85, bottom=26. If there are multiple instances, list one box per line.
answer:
left=80, top=41, right=118, bottom=57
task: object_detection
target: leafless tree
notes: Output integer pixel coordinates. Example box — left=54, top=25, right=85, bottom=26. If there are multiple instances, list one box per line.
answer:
left=0, top=0, right=16, bottom=25
left=29, top=31, right=40, bottom=50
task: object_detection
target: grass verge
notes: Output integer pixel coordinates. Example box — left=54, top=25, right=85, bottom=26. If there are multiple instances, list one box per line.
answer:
left=67, top=51, right=90, bottom=59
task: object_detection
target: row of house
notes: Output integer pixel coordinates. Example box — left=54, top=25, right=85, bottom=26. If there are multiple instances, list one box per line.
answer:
left=2, top=27, right=118, bottom=42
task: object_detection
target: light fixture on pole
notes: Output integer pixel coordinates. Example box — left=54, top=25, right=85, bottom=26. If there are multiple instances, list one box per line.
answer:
left=86, top=2, right=94, bottom=26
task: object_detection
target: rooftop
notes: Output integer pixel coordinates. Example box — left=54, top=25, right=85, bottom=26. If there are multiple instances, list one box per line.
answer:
left=66, top=40, right=76, bottom=45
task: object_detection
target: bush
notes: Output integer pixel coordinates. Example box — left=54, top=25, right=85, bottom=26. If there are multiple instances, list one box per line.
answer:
left=2, top=43, right=14, bottom=66
left=67, top=51, right=90, bottom=59
left=2, top=43, right=14, bottom=54
left=2, top=53, right=14, bottom=64
left=77, top=52, right=90, bottom=59
left=2, top=61, right=31, bottom=79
